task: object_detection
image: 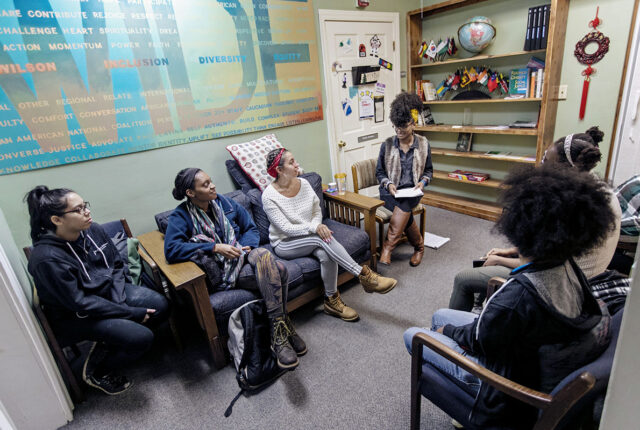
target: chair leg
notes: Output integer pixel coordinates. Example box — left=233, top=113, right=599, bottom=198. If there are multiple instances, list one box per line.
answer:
left=411, top=339, right=423, bottom=430
left=168, top=312, right=183, bottom=352
left=378, top=222, right=385, bottom=252
left=420, top=208, right=426, bottom=238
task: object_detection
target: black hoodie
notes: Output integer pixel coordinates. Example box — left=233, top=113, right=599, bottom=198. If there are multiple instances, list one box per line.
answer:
left=27, top=223, right=147, bottom=322
left=443, top=259, right=611, bottom=428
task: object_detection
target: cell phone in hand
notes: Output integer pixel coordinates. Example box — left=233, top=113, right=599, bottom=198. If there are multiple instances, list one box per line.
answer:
left=472, top=259, right=486, bottom=268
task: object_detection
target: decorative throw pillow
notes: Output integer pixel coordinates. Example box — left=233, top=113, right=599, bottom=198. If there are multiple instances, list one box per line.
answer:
left=226, top=134, right=283, bottom=191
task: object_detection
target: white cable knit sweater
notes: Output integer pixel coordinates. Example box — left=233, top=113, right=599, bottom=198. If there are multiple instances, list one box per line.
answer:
left=262, top=178, right=323, bottom=246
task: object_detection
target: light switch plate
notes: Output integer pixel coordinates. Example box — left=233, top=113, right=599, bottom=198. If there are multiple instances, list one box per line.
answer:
left=558, top=85, right=568, bottom=100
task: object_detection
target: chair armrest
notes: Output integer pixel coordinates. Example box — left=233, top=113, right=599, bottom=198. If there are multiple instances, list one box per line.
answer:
left=323, top=188, right=384, bottom=213
left=412, top=331, right=552, bottom=408
left=486, top=277, right=507, bottom=300
left=137, top=230, right=205, bottom=290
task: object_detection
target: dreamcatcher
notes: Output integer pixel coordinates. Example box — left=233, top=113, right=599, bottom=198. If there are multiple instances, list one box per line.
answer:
left=574, top=7, right=610, bottom=120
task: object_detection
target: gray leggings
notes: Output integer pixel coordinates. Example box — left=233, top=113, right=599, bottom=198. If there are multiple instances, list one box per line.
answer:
left=448, top=265, right=511, bottom=311
left=274, top=235, right=363, bottom=297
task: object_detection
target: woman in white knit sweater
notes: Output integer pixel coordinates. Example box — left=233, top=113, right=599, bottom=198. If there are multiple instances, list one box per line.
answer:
left=262, top=148, right=398, bottom=321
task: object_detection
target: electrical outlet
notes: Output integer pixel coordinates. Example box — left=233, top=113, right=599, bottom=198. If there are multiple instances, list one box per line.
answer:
left=558, top=85, right=568, bottom=100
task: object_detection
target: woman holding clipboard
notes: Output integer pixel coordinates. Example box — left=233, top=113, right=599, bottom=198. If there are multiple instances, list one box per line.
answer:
left=376, top=91, right=433, bottom=267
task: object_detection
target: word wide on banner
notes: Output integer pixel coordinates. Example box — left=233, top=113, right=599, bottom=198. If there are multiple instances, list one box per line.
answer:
left=0, top=0, right=323, bottom=175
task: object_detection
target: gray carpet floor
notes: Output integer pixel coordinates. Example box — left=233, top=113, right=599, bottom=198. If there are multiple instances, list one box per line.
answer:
left=63, top=207, right=509, bottom=430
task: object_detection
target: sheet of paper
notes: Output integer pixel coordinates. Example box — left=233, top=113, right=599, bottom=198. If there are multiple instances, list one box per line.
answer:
left=424, top=232, right=450, bottom=249
left=394, top=188, right=424, bottom=199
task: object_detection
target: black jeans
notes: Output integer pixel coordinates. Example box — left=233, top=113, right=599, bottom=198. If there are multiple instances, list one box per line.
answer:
left=53, top=283, right=170, bottom=375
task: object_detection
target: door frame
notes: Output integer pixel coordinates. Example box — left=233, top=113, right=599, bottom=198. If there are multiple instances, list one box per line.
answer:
left=318, top=9, right=401, bottom=176
left=606, top=0, right=640, bottom=182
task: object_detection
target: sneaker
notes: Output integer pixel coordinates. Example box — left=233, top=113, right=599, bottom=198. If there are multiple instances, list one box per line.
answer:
left=324, top=292, right=359, bottom=321
left=270, top=317, right=299, bottom=370
left=85, top=372, right=133, bottom=395
left=284, top=315, right=307, bottom=356
left=359, top=265, right=398, bottom=294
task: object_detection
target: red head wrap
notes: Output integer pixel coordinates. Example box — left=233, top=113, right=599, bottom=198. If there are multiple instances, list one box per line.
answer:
left=267, top=148, right=286, bottom=178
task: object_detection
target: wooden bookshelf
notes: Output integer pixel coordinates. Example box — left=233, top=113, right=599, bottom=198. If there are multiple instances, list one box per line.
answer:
left=430, top=147, right=536, bottom=164
left=421, top=190, right=502, bottom=221
left=432, top=170, right=502, bottom=188
left=407, top=0, right=569, bottom=219
left=415, top=124, right=538, bottom=136
left=424, top=98, right=541, bottom=105
left=410, top=49, right=546, bottom=69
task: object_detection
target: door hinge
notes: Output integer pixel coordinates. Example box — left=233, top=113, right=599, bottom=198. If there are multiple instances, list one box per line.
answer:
left=393, top=41, right=396, bottom=51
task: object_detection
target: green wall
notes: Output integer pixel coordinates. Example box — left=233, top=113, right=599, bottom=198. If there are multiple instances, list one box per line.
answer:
left=0, top=0, right=634, bottom=250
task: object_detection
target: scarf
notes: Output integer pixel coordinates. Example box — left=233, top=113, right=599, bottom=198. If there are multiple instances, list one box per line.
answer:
left=186, top=199, right=245, bottom=290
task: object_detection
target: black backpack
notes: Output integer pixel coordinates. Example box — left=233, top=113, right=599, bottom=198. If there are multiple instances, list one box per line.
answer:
left=224, top=300, right=286, bottom=417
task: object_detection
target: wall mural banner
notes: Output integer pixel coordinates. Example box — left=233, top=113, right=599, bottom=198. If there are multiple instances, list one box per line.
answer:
left=0, top=0, right=322, bottom=175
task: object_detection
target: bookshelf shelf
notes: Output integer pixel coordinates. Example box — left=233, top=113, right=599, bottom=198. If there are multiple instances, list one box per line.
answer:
left=430, top=147, right=536, bottom=164
left=416, top=125, right=538, bottom=136
left=410, top=49, right=546, bottom=69
left=424, top=98, right=541, bottom=105
left=433, top=170, right=502, bottom=188
left=421, top=191, right=502, bottom=221
left=407, top=0, right=568, bottom=220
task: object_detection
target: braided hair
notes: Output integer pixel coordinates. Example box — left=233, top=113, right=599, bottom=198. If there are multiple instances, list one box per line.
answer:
left=549, top=126, right=604, bottom=172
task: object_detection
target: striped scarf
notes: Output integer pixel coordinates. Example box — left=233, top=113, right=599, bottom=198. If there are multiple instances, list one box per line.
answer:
left=187, top=199, right=245, bottom=290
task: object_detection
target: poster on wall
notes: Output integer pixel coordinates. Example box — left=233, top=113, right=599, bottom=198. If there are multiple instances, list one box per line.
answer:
left=0, top=0, right=323, bottom=175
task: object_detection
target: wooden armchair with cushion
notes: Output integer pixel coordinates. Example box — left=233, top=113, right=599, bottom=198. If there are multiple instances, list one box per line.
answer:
left=351, top=158, right=426, bottom=250
left=410, top=277, right=624, bottom=430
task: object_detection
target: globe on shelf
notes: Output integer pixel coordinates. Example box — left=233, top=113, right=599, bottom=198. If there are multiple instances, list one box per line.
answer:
left=457, top=16, right=496, bottom=54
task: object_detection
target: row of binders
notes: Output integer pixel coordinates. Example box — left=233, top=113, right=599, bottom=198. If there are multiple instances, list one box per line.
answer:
left=524, top=4, right=551, bottom=51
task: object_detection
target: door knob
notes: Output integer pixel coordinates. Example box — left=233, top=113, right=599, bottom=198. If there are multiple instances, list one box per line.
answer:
left=338, top=140, right=346, bottom=148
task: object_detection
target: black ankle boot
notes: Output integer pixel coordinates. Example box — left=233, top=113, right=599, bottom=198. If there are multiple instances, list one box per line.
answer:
left=284, top=315, right=307, bottom=356
left=270, top=316, right=299, bottom=370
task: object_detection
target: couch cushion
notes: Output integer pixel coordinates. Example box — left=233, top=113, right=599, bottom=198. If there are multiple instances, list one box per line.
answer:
left=247, top=188, right=270, bottom=245
left=300, top=172, right=328, bottom=219
left=226, top=134, right=283, bottom=191
left=225, top=159, right=257, bottom=193
left=224, top=190, right=253, bottom=221
left=155, top=210, right=173, bottom=234
left=324, top=218, right=370, bottom=262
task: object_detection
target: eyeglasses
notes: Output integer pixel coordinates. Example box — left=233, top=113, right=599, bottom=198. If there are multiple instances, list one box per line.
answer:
left=393, top=122, right=414, bottom=132
left=63, top=202, right=91, bottom=215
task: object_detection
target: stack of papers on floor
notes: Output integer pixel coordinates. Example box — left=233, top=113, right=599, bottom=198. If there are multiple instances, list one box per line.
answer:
left=424, top=232, right=450, bottom=249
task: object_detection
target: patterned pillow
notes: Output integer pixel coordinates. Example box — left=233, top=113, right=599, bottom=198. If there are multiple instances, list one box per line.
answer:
left=226, top=134, right=283, bottom=191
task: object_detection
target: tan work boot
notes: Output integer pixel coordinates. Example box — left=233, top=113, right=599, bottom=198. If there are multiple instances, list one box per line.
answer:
left=379, top=207, right=411, bottom=265
left=405, top=221, right=425, bottom=267
left=359, top=265, right=398, bottom=294
left=324, top=292, right=359, bottom=321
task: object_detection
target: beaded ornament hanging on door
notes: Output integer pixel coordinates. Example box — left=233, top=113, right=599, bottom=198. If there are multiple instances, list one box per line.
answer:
left=574, top=7, right=610, bottom=120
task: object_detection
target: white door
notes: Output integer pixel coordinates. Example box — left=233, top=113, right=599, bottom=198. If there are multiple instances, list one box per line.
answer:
left=319, top=10, right=401, bottom=196
left=610, top=6, right=640, bottom=186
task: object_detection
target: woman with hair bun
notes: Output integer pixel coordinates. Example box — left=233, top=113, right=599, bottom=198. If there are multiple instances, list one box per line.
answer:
left=25, top=186, right=169, bottom=395
left=448, top=126, right=621, bottom=312
left=164, top=168, right=305, bottom=370
left=376, top=91, right=433, bottom=267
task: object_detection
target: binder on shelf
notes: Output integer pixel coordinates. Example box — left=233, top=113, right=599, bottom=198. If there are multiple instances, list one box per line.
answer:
left=524, top=7, right=535, bottom=51
left=540, top=5, right=550, bottom=49
left=533, top=6, right=543, bottom=50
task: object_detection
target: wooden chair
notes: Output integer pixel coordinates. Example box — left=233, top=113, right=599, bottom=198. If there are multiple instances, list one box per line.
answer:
left=351, top=158, right=426, bottom=250
left=24, top=219, right=177, bottom=402
left=410, top=277, right=624, bottom=430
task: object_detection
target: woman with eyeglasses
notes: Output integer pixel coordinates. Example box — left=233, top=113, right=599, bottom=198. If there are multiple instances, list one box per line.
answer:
left=376, top=91, right=433, bottom=267
left=25, top=186, right=169, bottom=396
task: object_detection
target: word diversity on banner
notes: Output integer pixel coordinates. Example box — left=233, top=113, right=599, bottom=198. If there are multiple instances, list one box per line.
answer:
left=0, top=0, right=323, bottom=175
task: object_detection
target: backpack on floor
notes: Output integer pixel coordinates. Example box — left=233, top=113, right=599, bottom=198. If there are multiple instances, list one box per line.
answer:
left=224, top=299, right=287, bottom=417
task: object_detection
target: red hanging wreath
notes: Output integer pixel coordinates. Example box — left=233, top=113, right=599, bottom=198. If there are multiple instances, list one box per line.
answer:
left=574, top=7, right=610, bottom=119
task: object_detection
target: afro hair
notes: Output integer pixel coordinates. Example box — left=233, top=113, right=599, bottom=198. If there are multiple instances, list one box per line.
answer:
left=495, top=164, right=616, bottom=263
left=389, top=91, right=423, bottom=127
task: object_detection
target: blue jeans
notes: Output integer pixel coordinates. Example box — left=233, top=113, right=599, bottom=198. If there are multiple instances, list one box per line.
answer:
left=53, top=283, right=170, bottom=375
left=404, top=309, right=481, bottom=395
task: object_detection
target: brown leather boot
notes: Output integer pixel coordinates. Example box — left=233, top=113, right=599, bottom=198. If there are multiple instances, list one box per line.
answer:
left=379, top=207, right=411, bottom=265
left=405, top=220, right=424, bottom=267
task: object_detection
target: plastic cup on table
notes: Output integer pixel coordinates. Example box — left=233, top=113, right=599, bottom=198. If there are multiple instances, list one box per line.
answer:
left=334, top=173, right=347, bottom=195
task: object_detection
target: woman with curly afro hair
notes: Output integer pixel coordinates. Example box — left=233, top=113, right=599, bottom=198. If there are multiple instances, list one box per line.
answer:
left=448, top=126, right=621, bottom=312
left=404, top=164, right=616, bottom=428
left=375, top=91, right=433, bottom=267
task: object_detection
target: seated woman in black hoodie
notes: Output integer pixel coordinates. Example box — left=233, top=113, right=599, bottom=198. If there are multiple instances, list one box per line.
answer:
left=26, top=186, right=169, bottom=395
left=404, top=165, right=617, bottom=428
